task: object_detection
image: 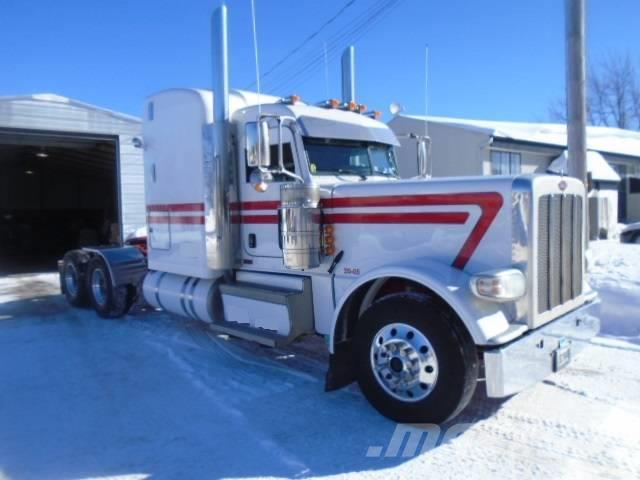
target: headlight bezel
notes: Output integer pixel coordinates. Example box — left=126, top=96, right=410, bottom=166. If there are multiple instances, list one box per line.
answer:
left=470, top=268, right=527, bottom=302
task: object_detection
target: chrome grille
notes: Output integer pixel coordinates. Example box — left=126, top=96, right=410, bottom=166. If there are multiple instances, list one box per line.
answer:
left=537, top=194, right=583, bottom=314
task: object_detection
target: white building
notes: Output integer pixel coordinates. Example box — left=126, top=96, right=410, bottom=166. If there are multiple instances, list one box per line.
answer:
left=388, top=115, right=640, bottom=226
left=0, top=93, right=144, bottom=273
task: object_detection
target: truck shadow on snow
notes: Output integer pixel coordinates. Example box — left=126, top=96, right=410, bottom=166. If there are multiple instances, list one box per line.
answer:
left=0, top=290, right=508, bottom=480
left=592, top=284, right=640, bottom=344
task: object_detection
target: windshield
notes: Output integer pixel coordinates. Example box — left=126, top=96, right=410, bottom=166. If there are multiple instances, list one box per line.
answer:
left=303, top=138, right=398, bottom=178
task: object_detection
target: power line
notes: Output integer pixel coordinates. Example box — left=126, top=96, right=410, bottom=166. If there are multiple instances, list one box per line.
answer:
left=265, top=0, right=391, bottom=91
left=266, top=0, right=394, bottom=93
left=245, top=0, right=357, bottom=89
left=268, top=0, right=402, bottom=94
left=268, top=0, right=404, bottom=95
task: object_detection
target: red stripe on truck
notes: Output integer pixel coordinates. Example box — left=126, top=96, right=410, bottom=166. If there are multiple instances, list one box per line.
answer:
left=230, top=200, right=280, bottom=211
left=147, top=203, right=204, bottom=212
left=231, top=214, right=279, bottom=224
left=147, top=215, right=205, bottom=225
left=151, top=193, right=503, bottom=269
left=323, top=212, right=469, bottom=224
left=322, top=192, right=503, bottom=269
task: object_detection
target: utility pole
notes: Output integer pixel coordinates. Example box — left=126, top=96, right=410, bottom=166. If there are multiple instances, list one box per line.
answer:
left=566, top=0, right=588, bottom=186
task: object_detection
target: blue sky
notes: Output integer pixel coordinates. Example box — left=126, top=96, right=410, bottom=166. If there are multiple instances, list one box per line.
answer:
left=1, top=0, right=638, bottom=122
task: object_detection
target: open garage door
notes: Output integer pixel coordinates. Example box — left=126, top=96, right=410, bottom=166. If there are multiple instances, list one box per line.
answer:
left=0, top=129, right=119, bottom=274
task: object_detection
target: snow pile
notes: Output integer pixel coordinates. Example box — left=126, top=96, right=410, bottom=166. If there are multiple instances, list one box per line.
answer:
left=547, top=150, right=621, bottom=182
left=0, top=273, right=60, bottom=304
left=588, top=240, right=640, bottom=343
left=621, top=222, right=640, bottom=236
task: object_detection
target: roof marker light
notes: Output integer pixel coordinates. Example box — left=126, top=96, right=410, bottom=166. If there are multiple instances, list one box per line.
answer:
left=283, top=95, right=301, bottom=105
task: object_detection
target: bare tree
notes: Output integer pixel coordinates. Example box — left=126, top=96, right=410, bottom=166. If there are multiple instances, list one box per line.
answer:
left=549, top=53, right=640, bottom=130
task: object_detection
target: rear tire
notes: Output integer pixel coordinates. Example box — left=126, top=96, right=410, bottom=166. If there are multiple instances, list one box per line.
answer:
left=61, top=253, right=88, bottom=307
left=355, top=293, right=478, bottom=424
left=86, top=257, right=131, bottom=318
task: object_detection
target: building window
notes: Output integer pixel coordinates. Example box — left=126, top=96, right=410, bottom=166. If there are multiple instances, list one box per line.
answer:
left=491, top=151, right=521, bottom=175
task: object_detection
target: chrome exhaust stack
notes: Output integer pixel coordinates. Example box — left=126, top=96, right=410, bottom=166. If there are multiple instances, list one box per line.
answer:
left=341, top=46, right=356, bottom=104
left=206, top=5, right=235, bottom=271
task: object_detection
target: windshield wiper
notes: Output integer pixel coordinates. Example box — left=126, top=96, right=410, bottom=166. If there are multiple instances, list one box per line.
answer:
left=337, top=169, right=367, bottom=180
left=373, top=171, right=400, bottom=179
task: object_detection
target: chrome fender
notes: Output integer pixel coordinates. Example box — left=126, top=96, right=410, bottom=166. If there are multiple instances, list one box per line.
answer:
left=328, top=257, right=516, bottom=353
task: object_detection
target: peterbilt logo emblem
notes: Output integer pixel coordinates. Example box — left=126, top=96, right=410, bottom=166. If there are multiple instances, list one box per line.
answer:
left=558, top=180, right=568, bottom=191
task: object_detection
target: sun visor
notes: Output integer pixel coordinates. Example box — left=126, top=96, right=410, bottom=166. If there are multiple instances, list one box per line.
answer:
left=297, top=115, right=400, bottom=146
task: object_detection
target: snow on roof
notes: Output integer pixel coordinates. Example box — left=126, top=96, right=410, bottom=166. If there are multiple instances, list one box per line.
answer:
left=548, top=150, right=621, bottom=182
left=400, top=115, right=640, bottom=159
left=0, top=92, right=141, bottom=123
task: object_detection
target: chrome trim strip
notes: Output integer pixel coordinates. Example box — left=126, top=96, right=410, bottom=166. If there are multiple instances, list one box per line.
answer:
left=180, top=277, right=193, bottom=319
left=511, top=176, right=533, bottom=323
left=154, top=272, right=167, bottom=311
left=188, top=278, right=201, bottom=321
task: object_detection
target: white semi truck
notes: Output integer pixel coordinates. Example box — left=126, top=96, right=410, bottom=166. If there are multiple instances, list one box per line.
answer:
left=59, top=5, right=600, bottom=423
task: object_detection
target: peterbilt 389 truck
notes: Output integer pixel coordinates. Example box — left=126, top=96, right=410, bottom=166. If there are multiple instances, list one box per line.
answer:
left=59, top=5, right=600, bottom=423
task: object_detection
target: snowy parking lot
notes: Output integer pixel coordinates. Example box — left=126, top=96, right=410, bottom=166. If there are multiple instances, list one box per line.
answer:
left=0, top=241, right=639, bottom=480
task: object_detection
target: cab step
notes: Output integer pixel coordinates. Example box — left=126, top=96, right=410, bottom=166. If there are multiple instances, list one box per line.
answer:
left=216, top=276, right=314, bottom=347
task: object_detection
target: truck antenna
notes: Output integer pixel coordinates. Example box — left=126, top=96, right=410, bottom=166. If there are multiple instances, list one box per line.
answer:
left=250, top=0, right=262, bottom=116
left=424, top=44, right=432, bottom=177
left=323, top=42, right=330, bottom=99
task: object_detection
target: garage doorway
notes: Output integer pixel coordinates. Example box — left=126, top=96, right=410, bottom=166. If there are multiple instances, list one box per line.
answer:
left=0, top=129, right=120, bottom=274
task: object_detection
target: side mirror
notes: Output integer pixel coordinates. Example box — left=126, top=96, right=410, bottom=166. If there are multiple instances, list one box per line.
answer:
left=258, top=119, right=271, bottom=168
left=417, top=137, right=429, bottom=177
left=246, top=121, right=271, bottom=168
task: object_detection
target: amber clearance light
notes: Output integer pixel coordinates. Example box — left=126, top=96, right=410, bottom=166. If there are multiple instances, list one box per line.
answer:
left=323, top=225, right=336, bottom=256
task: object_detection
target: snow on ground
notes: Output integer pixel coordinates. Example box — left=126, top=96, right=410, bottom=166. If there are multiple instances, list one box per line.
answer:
left=0, top=242, right=638, bottom=480
left=588, top=241, right=640, bottom=344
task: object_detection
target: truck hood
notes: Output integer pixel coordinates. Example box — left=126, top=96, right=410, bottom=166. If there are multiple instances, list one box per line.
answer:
left=328, top=175, right=516, bottom=199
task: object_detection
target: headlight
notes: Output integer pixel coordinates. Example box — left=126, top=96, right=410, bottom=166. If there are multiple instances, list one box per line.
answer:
left=470, top=268, right=526, bottom=302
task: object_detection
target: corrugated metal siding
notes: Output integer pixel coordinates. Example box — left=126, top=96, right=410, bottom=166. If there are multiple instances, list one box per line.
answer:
left=117, top=136, right=146, bottom=236
left=0, top=95, right=145, bottom=238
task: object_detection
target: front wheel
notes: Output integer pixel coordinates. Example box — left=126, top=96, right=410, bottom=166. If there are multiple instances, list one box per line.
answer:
left=86, top=257, right=132, bottom=318
left=355, top=293, right=478, bottom=424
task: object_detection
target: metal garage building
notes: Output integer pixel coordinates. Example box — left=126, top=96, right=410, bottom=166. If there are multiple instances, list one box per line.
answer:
left=0, top=93, right=144, bottom=274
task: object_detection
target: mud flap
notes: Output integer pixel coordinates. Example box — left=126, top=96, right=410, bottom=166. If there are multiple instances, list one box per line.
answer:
left=325, top=340, right=356, bottom=391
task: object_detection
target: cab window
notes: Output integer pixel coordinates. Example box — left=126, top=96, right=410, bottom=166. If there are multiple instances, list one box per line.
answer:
left=245, top=142, right=296, bottom=182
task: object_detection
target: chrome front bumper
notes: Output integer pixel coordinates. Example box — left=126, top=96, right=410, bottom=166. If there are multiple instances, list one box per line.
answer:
left=484, top=296, right=601, bottom=398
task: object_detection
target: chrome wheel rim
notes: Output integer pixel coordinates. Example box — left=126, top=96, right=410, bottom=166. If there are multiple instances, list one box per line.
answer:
left=64, top=263, right=78, bottom=297
left=370, top=323, right=438, bottom=402
left=91, top=268, right=108, bottom=307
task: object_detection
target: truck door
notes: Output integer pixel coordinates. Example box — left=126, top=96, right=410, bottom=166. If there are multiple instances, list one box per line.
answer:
left=236, top=121, right=301, bottom=259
